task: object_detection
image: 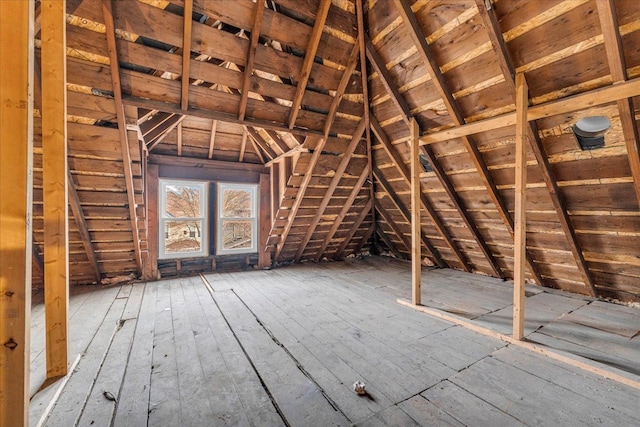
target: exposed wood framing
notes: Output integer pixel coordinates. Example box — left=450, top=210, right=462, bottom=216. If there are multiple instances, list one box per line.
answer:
left=335, top=198, right=373, bottom=258
left=258, top=173, right=271, bottom=268
left=294, top=119, right=367, bottom=261
left=287, top=0, right=332, bottom=129
left=410, top=118, right=422, bottom=305
left=41, top=0, right=69, bottom=382
left=393, top=0, right=544, bottom=284
left=374, top=202, right=412, bottom=254
left=0, top=1, right=33, bottom=423
left=371, top=117, right=465, bottom=270
left=67, top=170, right=101, bottom=284
left=239, top=0, right=265, bottom=121
left=475, top=0, right=596, bottom=295
left=596, top=0, right=640, bottom=207
left=146, top=115, right=186, bottom=152
left=33, top=242, right=45, bottom=276
left=373, top=168, right=444, bottom=267
left=315, top=165, right=370, bottom=261
left=274, top=41, right=360, bottom=261
left=265, top=130, right=290, bottom=155
left=180, top=0, right=193, bottom=111
left=366, top=38, right=503, bottom=278
left=420, top=76, right=640, bottom=145
left=245, top=126, right=276, bottom=161
left=208, top=120, right=217, bottom=159
left=177, top=122, right=183, bottom=156
left=248, top=133, right=266, bottom=164
left=103, top=0, right=143, bottom=275
left=239, top=130, right=247, bottom=162
left=122, top=96, right=324, bottom=139
left=357, top=0, right=376, bottom=254
left=514, top=73, right=528, bottom=340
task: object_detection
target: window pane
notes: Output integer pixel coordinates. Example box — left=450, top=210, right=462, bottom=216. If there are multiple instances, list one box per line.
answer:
left=164, top=220, right=202, bottom=254
left=165, top=184, right=202, bottom=218
left=222, top=188, right=252, bottom=218
left=222, top=219, right=253, bottom=250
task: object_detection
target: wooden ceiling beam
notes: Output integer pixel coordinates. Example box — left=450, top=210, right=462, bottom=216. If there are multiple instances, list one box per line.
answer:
left=596, top=0, right=640, bottom=207
left=393, top=0, right=544, bottom=285
left=287, top=0, right=332, bottom=129
left=103, top=0, right=142, bottom=275
left=295, top=119, right=367, bottom=261
left=315, top=165, right=370, bottom=261
left=420, top=76, right=640, bottom=145
left=67, top=170, right=101, bottom=284
left=476, top=0, right=596, bottom=296
left=146, top=115, right=186, bottom=152
left=371, top=117, right=467, bottom=271
left=274, top=40, right=360, bottom=261
left=180, top=0, right=193, bottom=111
left=373, top=167, right=444, bottom=268
left=122, top=96, right=324, bottom=139
left=239, top=0, right=265, bottom=121
left=367, top=37, right=503, bottom=278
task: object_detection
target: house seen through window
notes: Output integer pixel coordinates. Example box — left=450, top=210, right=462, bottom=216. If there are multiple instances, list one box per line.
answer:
left=159, top=180, right=258, bottom=258
left=159, top=180, right=207, bottom=259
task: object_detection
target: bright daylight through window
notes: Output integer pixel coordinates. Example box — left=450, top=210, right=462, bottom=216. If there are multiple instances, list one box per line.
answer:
left=159, top=180, right=207, bottom=259
left=217, top=183, right=258, bottom=255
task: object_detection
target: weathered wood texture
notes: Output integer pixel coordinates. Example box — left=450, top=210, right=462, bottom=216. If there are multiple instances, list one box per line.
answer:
left=24, top=0, right=640, bottom=300
left=1, top=1, right=34, bottom=424
left=29, top=260, right=640, bottom=426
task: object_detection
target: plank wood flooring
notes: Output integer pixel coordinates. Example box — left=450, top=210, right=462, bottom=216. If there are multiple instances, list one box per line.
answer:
left=30, top=257, right=640, bottom=426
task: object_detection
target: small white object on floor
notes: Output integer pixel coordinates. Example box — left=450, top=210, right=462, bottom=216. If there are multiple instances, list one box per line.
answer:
left=353, top=380, right=366, bottom=395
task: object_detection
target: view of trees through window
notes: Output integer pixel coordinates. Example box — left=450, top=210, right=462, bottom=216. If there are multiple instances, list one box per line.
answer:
left=218, top=184, right=257, bottom=254
left=162, top=183, right=205, bottom=256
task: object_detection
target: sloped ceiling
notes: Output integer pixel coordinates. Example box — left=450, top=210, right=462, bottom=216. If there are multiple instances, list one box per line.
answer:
left=31, top=0, right=640, bottom=301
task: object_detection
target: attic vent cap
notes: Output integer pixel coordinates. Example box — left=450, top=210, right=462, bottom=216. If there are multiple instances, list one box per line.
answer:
left=573, top=116, right=610, bottom=150
left=574, top=116, right=610, bottom=137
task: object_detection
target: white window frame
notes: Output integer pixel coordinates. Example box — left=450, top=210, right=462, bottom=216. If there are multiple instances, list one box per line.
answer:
left=159, top=179, right=208, bottom=259
left=216, top=182, right=258, bottom=255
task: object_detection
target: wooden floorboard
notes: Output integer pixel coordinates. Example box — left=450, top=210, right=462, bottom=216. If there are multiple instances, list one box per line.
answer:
left=30, top=257, right=640, bottom=426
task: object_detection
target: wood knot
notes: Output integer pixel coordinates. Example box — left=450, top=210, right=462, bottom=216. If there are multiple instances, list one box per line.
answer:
left=4, top=338, right=18, bottom=350
left=5, top=291, right=14, bottom=297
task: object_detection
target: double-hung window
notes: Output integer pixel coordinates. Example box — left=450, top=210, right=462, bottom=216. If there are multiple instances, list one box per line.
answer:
left=217, top=183, right=258, bottom=255
left=159, top=179, right=208, bottom=259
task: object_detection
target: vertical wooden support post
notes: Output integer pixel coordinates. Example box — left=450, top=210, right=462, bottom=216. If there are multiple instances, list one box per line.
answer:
left=258, top=173, right=272, bottom=269
left=410, top=117, right=422, bottom=305
left=41, top=0, right=69, bottom=379
left=513, top=73, right=528, bottom=340
left=0, top=1, right=34, bottom=424
left=145, top=164, right=160, bottom=280
left=270, top=162, right=280, bottom=228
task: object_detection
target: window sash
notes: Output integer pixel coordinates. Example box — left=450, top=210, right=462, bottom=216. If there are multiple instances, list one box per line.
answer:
left=159, top=179, right=208, bottom=259
left=217, top=183, right=258, bottom=255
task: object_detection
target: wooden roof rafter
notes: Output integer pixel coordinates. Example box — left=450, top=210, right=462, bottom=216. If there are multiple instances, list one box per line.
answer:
left=68, top=170, right=102, bottom=284
left=287, top=0, right=332, bottom=129
left=595, top=0, right=640, bottom=208
left=370, top=117, right=468, bottom=272
left=366, top=37, right=504, bottom=278
left=475, top=0, right=597, bottom=296
left=274, top=39, right=361, bottom=262
left=392, top=0, right=544, bottom=284
left=294, top=118, right=367, bottom=262
left=239, top=0, right=265, bottom=121
left=245, top=126, right=277, bottom=161
left=315, top=165, right=370, bottom=261
left=335, top=198, right=374, bottom=259
left=208, top=119, right=217, bottom=159
left=102, top=0, right=142, bottom=275
left=373, top=167, right=445, bottom=268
